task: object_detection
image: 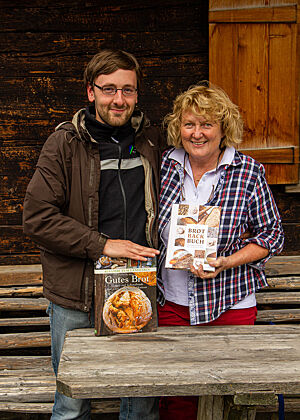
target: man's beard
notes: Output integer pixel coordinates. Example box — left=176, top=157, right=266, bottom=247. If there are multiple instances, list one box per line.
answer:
left=96, top=105, right=133, bottom=127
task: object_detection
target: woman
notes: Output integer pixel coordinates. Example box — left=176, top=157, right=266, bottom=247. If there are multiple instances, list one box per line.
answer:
left=157, top=82, right=284, bottom=419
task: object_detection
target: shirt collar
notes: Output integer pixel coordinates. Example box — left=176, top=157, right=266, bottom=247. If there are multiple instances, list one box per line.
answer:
left=168, top=146, right=236, bottom=170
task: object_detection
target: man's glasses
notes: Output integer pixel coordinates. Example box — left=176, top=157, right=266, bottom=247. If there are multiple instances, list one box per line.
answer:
left=93, top=83, right=137, bottom=97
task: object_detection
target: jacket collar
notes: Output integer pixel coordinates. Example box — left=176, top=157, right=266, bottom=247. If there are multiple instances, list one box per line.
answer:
left=56, top=108, right=147, bottom=143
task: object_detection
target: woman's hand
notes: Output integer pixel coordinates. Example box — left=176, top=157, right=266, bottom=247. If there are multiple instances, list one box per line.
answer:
left=190, top=256, right=230, bottom=279
left=190, top=243, right=269, bottom=279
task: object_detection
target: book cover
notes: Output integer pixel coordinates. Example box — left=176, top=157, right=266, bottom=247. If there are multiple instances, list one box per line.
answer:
left=94, top=256, right=157, bottom=336
left=165, top=204, right=221, bottom=272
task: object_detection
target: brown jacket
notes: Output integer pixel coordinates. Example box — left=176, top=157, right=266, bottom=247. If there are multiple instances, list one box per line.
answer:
left=23, top=109, right=165, bottom=312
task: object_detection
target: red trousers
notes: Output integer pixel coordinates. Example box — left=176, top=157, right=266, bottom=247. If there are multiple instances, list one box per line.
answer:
left=158, top=300, right=257, bottom=420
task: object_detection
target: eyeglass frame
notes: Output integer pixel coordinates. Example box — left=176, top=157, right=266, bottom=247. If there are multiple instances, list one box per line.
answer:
left=93, top=82, right=138, bottom=97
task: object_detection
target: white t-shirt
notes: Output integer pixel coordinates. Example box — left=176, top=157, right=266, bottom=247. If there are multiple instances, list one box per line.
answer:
left=161, top=147, right=256, bottom=309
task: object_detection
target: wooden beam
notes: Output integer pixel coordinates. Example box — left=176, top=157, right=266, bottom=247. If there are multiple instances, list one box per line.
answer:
left=266, top=277, right=300, bottom=289
left=0, top=265, right=42, bottom=286
left=256, top=309, right=300, bottom=323
left=209, top=6, right=297, bottom=24
left=265, top=256, right=300, bottom=276
left=256, top=291, right=300, bottom=305
left=0, top=317, right=49, bottom=327
left=0, top=332, right=51, bottom=349
left=238, top=147, right=295, bottom=164
left=0, top=297, right=48, bottom=311
left=0, top=286, right=43, bottom=297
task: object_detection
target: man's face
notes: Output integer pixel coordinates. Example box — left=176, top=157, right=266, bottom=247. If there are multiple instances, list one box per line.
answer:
left=87, top=69, right=138, bottom=126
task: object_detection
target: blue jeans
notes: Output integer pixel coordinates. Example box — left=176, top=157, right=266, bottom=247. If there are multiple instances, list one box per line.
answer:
left=47, top=302, right=159, bottom=420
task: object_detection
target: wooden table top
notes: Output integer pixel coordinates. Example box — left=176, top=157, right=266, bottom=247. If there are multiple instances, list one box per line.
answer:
left=57, top=325, right=300, bottom=399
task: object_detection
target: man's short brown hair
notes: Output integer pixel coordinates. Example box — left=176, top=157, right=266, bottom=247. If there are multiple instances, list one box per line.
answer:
left=83, top=49, right=142, bottom=89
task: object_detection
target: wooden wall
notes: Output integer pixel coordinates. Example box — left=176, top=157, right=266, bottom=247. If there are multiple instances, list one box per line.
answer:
left=0, top=0, right=208, bottom=265
left=0, top=0, right=299, bottom=265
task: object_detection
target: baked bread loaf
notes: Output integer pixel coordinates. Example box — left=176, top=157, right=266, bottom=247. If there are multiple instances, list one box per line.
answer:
left=102, top=286, right=152, bottom=333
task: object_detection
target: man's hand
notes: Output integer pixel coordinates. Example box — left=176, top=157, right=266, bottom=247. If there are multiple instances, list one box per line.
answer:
left=190, top=256, right=230, bottom=279
left=102, top=239, right=159, bottom=261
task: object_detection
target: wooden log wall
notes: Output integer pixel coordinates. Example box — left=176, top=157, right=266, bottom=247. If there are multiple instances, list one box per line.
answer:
left=0, top=0, right=208, bottom=265
left=0, top=0, right=299, bottom=265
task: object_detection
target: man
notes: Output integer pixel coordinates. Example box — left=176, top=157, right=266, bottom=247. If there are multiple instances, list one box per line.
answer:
left=23, top=49, right=165, bottom=420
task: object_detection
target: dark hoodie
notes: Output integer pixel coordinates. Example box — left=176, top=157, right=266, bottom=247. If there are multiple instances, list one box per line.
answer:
left=85, top=105, right=148, bottom=246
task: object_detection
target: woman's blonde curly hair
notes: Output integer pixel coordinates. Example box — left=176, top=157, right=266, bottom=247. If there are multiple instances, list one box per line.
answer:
left=164, top=81, right=243, bottom=148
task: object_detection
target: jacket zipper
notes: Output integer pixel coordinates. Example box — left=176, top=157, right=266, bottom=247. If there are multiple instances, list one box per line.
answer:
left=84, top=275, right=89, bottom=311
left=113, top=138, right=127, bottom=240
left=88, top=157, right=95, bottom=227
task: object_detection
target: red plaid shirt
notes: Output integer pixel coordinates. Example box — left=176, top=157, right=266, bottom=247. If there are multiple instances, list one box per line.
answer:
left=158, top=148, right=284, bottom=324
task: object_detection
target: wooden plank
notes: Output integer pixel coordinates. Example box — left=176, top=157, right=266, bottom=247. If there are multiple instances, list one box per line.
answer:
left=237, top=23, right=269, bottom=150
left=0, top=297, right=48, bottom=311
left=209, top=23, right=238, bottom=104
left=0, top=265, right=42, bottom=286
left=0, top=382, right=55, bottom=403
left=0, top=355, right=51, bottom=370
left=0, top=331, right=51, bottom=349
left=197, top=395, right=224, bottom=420
left=266, top=277, right=300, bottom=289
left=209, top=5, right=297, bottom=23
left=69, top=324, right=300, bottom=337
left=268, top=23, right=298, bottom=150
left=265, top=22, right=299, bottom=184
left=57, top=326, right=300, bottom=399
left=0, top=317, right=49, bottom=327
left=256, top=397, right=300, bottom=412
left=0, top=402, right=53, bottom=413
left=238, top=147, right=295, bottom=163
left=233, top=392, right=277, bottom=406
left=0, top=254, right=41, bottom=266
left=280, top=223, right=300, bottom=254
left=0, top=399, right=120, bottom=413
left=270, top=185, right=300, bottom=224
left=0, top=286, right=43, bottom=297
left=265, top=256, right=300, bottom=276
left=0, top=33, right=207, bottom=66
left=0, top=2, right=205, bottom=33
left=256, top=308, right=300, bottom=323
left=256, top=291, right=300, bottom=304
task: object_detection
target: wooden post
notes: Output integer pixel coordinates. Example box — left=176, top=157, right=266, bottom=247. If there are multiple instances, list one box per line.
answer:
left=197, top=395, right=224, bottom=420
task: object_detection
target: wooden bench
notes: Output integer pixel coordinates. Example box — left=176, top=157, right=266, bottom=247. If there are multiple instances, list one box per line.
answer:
left=0, top=265, right=120, bottom=418
left=0, top=256, right=300, bottom=418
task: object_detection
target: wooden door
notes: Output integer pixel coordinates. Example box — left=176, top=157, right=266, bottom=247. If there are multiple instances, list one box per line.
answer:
left=209, top=0, right=299, bottom=184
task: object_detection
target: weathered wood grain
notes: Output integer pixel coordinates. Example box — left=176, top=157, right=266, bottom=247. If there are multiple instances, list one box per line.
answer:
left=0, top=317, right=49, bottom=328
left=0, top=226, right=38, bottom=254
left=0, top=2, right=206, bottom=33
left=265, top=255, right=300, bottom=276
left=256, top=308, right=300, bottom=323
left=57, top=325, right=300, bottom=399
left=0, top=286, right=43, bottom=297
left=0, top=399, right=120, bottom=413
left=0, top=297, right=48, bottom=311
left=0, top=33, right=207, bottom=59
left=0, top=254, right=41, bottom=266
left=256, top=291, right=300, bottom=304
left=0, top=355, right=51, bottom=370
left=0, top=331, right=51, bottom=349
left=266, top=276, right=300, bottom=289
left=0, top=264, right=42, bottom=286
left=209, top=5, right=297, bottom=23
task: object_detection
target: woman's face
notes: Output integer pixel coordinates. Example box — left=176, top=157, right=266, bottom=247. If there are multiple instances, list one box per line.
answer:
left=180, top=110, right=223, bottom=165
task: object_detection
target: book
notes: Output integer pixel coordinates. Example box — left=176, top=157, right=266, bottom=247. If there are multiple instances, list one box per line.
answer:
left=94, top=256, right=157, bottom=336
left=165, top=204, right=221, bottom=272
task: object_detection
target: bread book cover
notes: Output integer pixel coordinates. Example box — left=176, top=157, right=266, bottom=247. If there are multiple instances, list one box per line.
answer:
left=94, top=256, right=157, bottom=336
left=165, top=204, right=221, bottom=272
